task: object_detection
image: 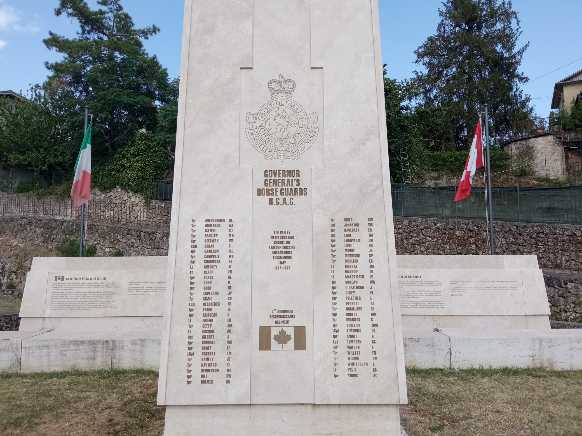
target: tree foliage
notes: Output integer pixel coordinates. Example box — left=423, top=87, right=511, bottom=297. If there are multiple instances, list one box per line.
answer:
left=0, top=87, right=74, bottom=178
left=413, top=0, right=532, bottom=148
left=384, top=68, right=424, bottom=183
left=559, top=100, right=582, bottom=131
left=2, top=0, right=532, bottom=194
left=154, top=79, right=179, bottom=160
left=44, top=0, right=175, bottom=162
left=384, top=68, right=510, bottom=180
left=424, top=148, right=509, bottom=174
left=57, top=238, right=97, bottom=257
left=0, top=0, right=177, bottom=192
left=94, top=130, right=170, bottom=195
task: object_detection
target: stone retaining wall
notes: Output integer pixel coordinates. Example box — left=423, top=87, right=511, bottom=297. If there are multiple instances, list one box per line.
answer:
left=0, top=257, right=21, bottom=297
left=0, top=189, right=172, bottom=228
left=0, top=217, right=168, bottom=308
left=544, top=270, right=582, bottom=324
left=0, top=217, right=169, bottom=259
left=394, top=217, right=582, bottom=271
left=3, top=216, right=580, bottom=270
left=0, top=314, right=19, bottom=331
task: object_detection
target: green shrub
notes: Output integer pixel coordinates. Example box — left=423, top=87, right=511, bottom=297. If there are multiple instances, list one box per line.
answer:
left=94, top=131, right=170, bottom=197
left=0, top=88, right=75, bottom=177
left=14, top=182, right=71, bottom=198
left=57, top=239, right=97, bottom=257
left=38, top=183, right=71, bottom=199
left=14, top=181, right=46, bottom=193
left=559, top=100, right=582, bottom=131
left=111, top=248, right=124, bottom=257
left=423, top=149, right=510, bottom=174
left=512, top=163, right=531, bottom=177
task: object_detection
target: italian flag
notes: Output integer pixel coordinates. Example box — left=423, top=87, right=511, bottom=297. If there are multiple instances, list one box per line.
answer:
left=71, top=125, right=92, bottom=209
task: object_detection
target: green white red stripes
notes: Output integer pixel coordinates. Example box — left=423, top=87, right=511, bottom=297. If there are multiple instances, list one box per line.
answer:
left=71, top=126, right=92, bottom=208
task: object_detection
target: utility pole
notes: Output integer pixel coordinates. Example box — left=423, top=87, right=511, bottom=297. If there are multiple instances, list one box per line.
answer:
left=484, top=105, right=496, bottom=255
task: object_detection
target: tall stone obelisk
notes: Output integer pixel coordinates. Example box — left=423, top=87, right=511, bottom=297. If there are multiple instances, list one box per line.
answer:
left=158, top=1, right=407, bottom=434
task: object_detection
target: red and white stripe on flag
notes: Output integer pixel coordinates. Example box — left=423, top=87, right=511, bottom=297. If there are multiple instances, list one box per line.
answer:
left=454, top=118, right=484, bottom=202
left=71, top=126, right=92, bottom=209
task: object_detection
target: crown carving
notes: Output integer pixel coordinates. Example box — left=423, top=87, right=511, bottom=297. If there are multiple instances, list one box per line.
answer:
left=268, top=74, right=296, bottom=96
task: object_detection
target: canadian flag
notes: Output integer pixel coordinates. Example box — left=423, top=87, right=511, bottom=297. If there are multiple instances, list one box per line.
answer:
left=454, top=118, right=485, bottom=202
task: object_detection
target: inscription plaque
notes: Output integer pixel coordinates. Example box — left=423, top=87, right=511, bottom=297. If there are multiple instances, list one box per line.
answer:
left=398, top=255, right=551, bottom=333
left=44, top=270, right=164, bottom=318
left=400, top=269, right=531, bottom=315
left=18, top=257, right=167, bottom=337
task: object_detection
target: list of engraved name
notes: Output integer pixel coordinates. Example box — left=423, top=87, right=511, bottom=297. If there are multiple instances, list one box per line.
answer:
left=329, top=217, right=379, bottom=379
left=186, top=218, right=235, bottom=386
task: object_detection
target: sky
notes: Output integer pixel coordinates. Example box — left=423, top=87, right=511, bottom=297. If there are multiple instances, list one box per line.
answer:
left=0, top=0, right=581, bottom=117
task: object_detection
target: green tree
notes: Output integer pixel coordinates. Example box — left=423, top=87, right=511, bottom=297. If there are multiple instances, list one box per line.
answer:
left=154, top=78, right=179, bottom=163
left=94, top=130, right=170, bottom=195
left=570, top=100, right=582, bottom=130
left=413, top=0, right=533, bottom=148
left=0, top=87, right=73, bottom=180
left=560, top=99, right=582, bottom=131
left=44, top=0, right=174, bottom=162
left=412, top=105, right=456, bottom=152
left=384, top=68, right=425, bottom=183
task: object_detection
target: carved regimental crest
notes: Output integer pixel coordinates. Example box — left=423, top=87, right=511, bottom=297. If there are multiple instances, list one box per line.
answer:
left=246, top=74, right=319, bottom=160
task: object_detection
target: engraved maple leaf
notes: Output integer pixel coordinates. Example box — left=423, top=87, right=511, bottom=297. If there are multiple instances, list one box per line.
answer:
left=273, top=328, right=292, bottom=349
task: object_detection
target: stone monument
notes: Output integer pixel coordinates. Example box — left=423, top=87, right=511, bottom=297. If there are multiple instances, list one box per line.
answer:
left=399, top=255, right=551, bottom=334
left=157, top=0, right=407, bottom=434
left=19, top=257, right=166, bottom=335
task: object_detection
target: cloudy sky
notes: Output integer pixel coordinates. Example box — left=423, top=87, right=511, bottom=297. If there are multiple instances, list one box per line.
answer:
left=0, top=0, right=581, bottom=117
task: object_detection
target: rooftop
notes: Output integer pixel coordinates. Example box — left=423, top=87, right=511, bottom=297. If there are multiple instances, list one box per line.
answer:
left=552, top=69, right=582, bottom=109
left=0, top=90, right=25, bottom=100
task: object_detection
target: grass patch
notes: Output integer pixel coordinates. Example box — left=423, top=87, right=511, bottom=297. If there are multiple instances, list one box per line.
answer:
left=0, top=296, right=21, bottom=315
left=404, top=369, right=582, bottom=436
left=0, top=369, right=581, bottom=435
left=0, top=370, right=164, bottom=436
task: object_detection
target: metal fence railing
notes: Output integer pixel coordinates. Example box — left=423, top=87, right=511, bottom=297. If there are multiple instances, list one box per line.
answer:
left=0, top=191, right=172, bottom=227
left=392, top=184, right=582, bottom=225
left=2, top=185, right=582, bottom=226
